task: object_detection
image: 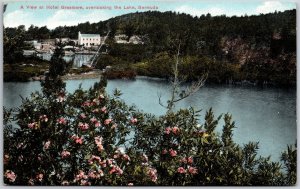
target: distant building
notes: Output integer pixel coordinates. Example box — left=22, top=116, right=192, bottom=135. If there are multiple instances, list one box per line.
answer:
left=55, top=38, right=70, bottom=44
left=115, top=34, right=128, bottom=44
left=115, top=34, right=144, bottom=44
left=78, top=31, right=101, bottom=47
left=42, top=39, right=56, bottom=45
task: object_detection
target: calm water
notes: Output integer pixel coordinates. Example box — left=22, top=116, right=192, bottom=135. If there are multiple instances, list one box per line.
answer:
left=3, top=77, right=296, bottom=162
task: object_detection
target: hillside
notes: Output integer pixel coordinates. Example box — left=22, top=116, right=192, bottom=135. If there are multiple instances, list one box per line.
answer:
left=4, top=10, right=296, bottom=86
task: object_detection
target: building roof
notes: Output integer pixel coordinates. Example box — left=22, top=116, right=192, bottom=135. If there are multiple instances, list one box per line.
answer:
left=80, top=34, right=100, bottom=38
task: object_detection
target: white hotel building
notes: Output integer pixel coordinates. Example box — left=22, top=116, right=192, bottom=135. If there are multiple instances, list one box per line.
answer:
left=78, top=31, right=101, bottom=47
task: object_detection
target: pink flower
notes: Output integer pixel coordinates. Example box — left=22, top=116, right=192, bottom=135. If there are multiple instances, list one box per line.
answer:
left=95, top=121, right=101, bottom=127
left=82, top=101, right=91, bottom=107
left=101, top=107, right=107, bottom=113
left=169, top=149, right=177, bottom=157
left=39, top=115, right=48, bottom=122
left=147, top=168, right=158, bottom=182
left=57, top=117, right=67, bottom=125
left=44, top=140, right=51, bottom=150
left=80, top=113, right=86, bottom=119
left=94, top=136, right=104, bottom=151
left=172, top=126, right=180, bottom=135
left=88, top=171, right=100, bottom=179
left=78, top=122, right=89, bottom=131
left=162, top=149, right=168, bottom=154
left=61, top=150, right=71, bottom=158
left=28, top=122, right=36, bottom=129
left=88, top=155, right=101, bottom=165
left=130, top=118, right=138, bottom=124
left=122, top=154, right=131, bottom=161
left=90, top=117, right=97, bottom=123
left=76, top=137, right=83, bottom=144
left=187, top=156, right=193, bottom=164
left=36, top=173, right=43, bottom=182
left=5, top=170, right=17, bottom=182
left=164, top=127, right=171, bottom=134
left=75, top=170, right=88, bottom=182
left=177, top=167, right=186, bottom=174
left=90, top=118, right=101, bottom=127
left=128, top=183, right=134, bottom=186
left=72, top=135, right=84, bottom=144
left=188, top=166, right=198, bottom=175
left=104, top=118, right=112, bottom=125
left=109, top=165, right=123, bottom=175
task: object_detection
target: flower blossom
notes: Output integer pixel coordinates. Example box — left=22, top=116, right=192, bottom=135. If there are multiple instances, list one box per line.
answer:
left=164, top=127, right=171, bottom=134
left=43, top=140, right=51, bottom=150
left=162, top=149, right=168, bottom=154
left=61, top=150, right=71, bottom=158
left=130, top=117, right=138, bottom=124
left=177, top=167, right=186, bottom=174
left=72, top=135, right=84, bottom=144
left=5, top=170, right=17, bottom=182
left=39, top=115, right=48, bottom=122
left=128, top=183, right=134, bottom=186
left=88, top=155, right=101, bottom=165
left=57, top=117, right=67, bottom=125
left=169, top=149, right=177, bottom=157
left=28, top=122, right=37, bottom=129
left=90, top=117, right=101, bottom=127
left=75, top=170, right=88, bottom=181
left=36, top=173, right=43, bottom=182
left=80, top=113, right=87, bottom=119
left=78, top=122, right=89, bottom=131
left=88, top=171, right=101, bottom=179
left=188, top=166, right=198, bottom=175
left=82, top=100, right=91, bottom=107
left=94, top=136, right=104, bottom=152
left=172, top=126, right=180, bottom=135
left=104, top=118, right=112, bottom=125
left=101, top=107, right=107, bottom=113
left=109, top=165, right=123, bottom=175
left=147, top=168, right=158, bottom=182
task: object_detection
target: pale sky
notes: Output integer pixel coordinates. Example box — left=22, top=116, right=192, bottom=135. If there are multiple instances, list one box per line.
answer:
left=3, top=0, right=296, bottom=29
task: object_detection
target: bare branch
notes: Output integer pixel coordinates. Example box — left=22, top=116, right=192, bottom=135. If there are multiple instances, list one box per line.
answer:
left=157, top=92, right=168, bottom=108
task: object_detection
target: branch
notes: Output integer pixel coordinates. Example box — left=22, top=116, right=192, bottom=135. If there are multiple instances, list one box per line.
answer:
left=157, top=92, right=168, bottom=108
left=173, top=73, right=208, bottom=103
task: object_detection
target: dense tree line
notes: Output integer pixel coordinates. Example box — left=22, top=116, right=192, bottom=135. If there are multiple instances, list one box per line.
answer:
left=4, top=9, right=296, bottom=86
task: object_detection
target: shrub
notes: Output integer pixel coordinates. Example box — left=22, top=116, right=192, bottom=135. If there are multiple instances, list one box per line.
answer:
left=3, top=47, right=296, bottom=186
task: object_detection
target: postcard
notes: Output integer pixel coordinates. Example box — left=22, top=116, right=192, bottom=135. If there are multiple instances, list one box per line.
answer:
left=2, top=0, right=296, bottom=186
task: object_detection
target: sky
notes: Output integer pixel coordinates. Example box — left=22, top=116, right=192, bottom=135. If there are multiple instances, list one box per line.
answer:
left=3, top=0, right=296, bottom=29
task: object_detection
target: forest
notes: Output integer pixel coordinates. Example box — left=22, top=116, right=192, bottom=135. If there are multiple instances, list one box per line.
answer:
left=4, top=9, right=296, bottom=86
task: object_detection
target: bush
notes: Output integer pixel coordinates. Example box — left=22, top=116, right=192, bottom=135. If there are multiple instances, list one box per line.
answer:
left=3, top=47, right=296, bottom=186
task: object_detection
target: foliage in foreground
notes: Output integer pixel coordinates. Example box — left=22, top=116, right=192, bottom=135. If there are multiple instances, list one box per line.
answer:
left=3, top=48, right=296, bottom=186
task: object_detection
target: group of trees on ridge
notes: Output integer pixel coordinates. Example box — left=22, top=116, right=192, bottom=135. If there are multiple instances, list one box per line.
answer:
left=4, top=10, right=296, bottom=86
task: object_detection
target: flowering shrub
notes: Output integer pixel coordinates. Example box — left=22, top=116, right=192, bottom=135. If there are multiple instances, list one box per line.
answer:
left=3, top=48, right=296, bottom=186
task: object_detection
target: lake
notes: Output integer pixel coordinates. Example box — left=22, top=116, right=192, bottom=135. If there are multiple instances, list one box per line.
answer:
left=3, top=77, right=296, bottom=162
